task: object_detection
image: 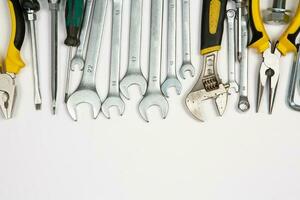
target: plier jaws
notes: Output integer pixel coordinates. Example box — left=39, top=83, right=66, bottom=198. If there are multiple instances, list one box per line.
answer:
left=257, top=46, right=281, bottom=114
left=0, top=73, right=16, bottom=119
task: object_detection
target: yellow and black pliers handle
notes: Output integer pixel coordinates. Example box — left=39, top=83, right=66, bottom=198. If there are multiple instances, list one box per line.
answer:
left=4, top=0, right=25, bottom=74
left=277, top=3, right=300, bottom=55
left=200, top=0, right=228, bottom=55
left=248, top=0, right=300, bottom=55
left=248, top=0, right=270, bottom=53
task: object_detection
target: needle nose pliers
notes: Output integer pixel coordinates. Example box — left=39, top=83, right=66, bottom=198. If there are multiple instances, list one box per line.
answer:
left=248, top=0, right=300, bottom=114
left=0, top=0, right=25, bottom=119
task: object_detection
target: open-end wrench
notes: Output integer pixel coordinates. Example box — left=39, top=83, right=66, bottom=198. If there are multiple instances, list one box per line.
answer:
left=179, top=0, right=195, bottom=79
left=66, top=0, right=108, bottom=121
left=138, top=0, right=169, bottom=122
left=238, top=11, right=250, bottom=112
left=64, top=0, right=95, bottom=102
left=102, top=0, right=125, bottom=119
left=119, top=0, right=147, bottom=99
left=226, top=3, right=239, bottom=94
left=161, top=0, right=182, bottom=97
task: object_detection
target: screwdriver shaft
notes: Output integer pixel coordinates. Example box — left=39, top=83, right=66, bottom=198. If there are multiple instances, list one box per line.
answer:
left=49, top=3, right=59, bottom=114
left=28, top=18, right=42, bottom=109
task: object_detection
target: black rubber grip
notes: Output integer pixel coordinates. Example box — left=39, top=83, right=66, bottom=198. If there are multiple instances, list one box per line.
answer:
left=10, top=0, right=26, bottom=51
left=22, top=0, right=40, bottom=11
left=201, top=0, right=227, bottom=52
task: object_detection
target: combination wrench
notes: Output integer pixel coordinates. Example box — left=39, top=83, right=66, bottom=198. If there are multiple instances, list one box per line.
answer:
left=179, top=0, right=195, bottom=79
left=226, top=5, right=239, bottom=94
left=66, top=0, right=108, bottom=121
left=238, top=11, right=250, bottom=112
left=138, top=0, right=169, bottom=122
left=161, top=0, right=182, bottom=97
left=102, top=0, right=125, bottom=119
left=120, top=0, right=147, bottom=99
left=64, top=0, right=95, bottom=103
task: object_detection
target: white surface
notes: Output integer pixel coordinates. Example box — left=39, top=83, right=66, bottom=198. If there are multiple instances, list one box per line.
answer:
left=1, top=0, right=300, bottom=199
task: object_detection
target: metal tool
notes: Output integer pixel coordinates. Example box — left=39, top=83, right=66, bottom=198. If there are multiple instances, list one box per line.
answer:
left=161, top=0, right=182, bottom=97
left=63, top=0, right=84, bottom=103
left=263, top=0, right=290, bottom=25
left=238, top=6, right=250, bottom=112
left=179, top=0, right=195, bottom=79
left=66, top=0, right=108, bottom=121
left=0, top=0, right=26, bottom=119
left=138, top=0, right=168, bottom=122
left=120, top=0, right=147, bottom=99
left=68, top=0, right=95, bottom=85
left=185, top=0, right=228, bottom=121
left=22, top=0, right=42, bottom=110
left=249, top=0, right=300, bottom=114
left=288, top=45, right=300, bottom=111
left=102, top=0, right=125, bottom=119
left=235, top=0, right=243, bottom=61
left=226, top=2, right=239, bottom=94
left=48, top=0, right=61, bottom=114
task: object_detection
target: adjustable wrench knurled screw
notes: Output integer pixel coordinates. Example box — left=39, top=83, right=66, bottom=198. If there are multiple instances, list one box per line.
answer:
left=102, top=0, right=125, bottom=119
left=161, top=0, right=182, bottom=97
left=179, top=0, right=195, bottom=79
left=138, top=0, right=169, bottom=122
left=120, top=0, right=147, bottom=100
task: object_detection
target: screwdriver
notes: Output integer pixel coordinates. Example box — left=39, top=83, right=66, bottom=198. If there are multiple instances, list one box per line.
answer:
left=22, top=0, right=42, bottom=110
left=48, top=0, right=61, bottom=114
left=64, top=0, right=84, bottom=103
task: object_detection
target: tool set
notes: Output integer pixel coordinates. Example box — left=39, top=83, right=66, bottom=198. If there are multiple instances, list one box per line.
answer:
left=1, top=0, right=300, bottom=122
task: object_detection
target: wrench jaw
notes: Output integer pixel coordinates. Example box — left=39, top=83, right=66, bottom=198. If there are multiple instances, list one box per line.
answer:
left=161, top=77, right=182, bottom=97
left=138, top=92, right=169, bottom=123
left=238, top=96, right=250, bottom=112
left=120, top=73, right=147, bottom=100
left=186, top=85, right=228, bottom=121
left=66, top=89, right=102, bottom=121
left=179, top=62, right=195, bottom=79
left=101, top=96, right=125, bottom=119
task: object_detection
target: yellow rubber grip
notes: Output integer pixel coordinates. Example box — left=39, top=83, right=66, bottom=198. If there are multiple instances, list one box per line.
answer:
left=5, top=0, right=25, bottom=74
left=248, top=0, right=270, bottom=53
left=277, top=3, right=300, bottom=55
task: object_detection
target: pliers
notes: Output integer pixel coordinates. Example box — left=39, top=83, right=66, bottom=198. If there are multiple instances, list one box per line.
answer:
left=249, top=0, right=300, bottom=114
left=0, top=0, right=25, bottom=119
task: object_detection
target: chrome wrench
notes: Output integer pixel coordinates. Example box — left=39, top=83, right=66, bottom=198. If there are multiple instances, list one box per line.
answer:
left=66, top=0, right=108, bottom=121
left=226, top=5, right=239, bottom=93
left=65, top=0, right=95, bottom=103
left=102, top=0, right=125, bottom=119
left=238, top=7, right=250, bottom=112
left=120, top=0, right=147, bottom=99
left=162, top=0, right=182, bottom=97
left=138, top=0, right=168, bottom=122
left=179, top=0, right=195, bottom=79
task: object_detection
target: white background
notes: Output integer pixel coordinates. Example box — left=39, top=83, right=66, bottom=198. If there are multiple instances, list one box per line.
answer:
left=1, top=0, right=300, bottom=199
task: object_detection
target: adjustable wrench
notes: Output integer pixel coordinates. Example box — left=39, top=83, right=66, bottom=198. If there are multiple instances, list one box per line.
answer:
left=102, top=0, right=125, bottom=119
left=120, top=0, right=147, bottom=99
left=179, top=0, right=195, bottom=79
left=138, top=0, right=168, bottom=122
left=66, top=0, right=108, bottom=121
left=162, top=0, right=182, bottom=97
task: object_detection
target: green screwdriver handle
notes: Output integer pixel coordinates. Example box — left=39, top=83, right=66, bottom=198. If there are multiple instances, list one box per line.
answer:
left=64, top=0, right=84, bottom=46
